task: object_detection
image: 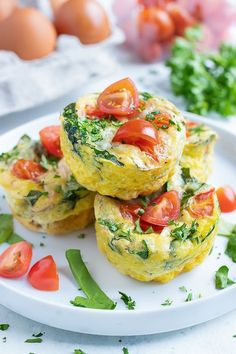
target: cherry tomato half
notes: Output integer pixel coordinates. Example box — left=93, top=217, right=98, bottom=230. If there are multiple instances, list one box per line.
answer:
left=112, top=119, right=159, bottom=156
left=166, top=3, right=196, bottom=36
left=39, top=125, right=63, bottom=158
left=216, top=186, right=236, bottom=213
left=141, top=190, right=180, bottom=226
left=12, top=159, right=46, bottom=181
left=28, top=255, right=59, bottom=291
left=0, top=241, right=32, bottom=279
left=97, top=78, right=139, bottom=116
left=189, top=188, right=215, bottom=217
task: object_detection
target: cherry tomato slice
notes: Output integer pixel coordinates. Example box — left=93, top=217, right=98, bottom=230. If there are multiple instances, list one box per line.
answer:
left=141, top=190, right=180, bottom=226
left=189, top=188, right=215, bottom=217
left=39, top=125, right=63, bottom=158
left=0, top=241, right=32, bottom=279
left=12, top=159, right=46, bottom=181
left=216, top=186, right=236, bottom=213
left=97, top=78, right=139, bottom=116
left=140, top=219, right=164, bottom=233
left=27, top=255, right=59, bottom=291
left=112, top=119, right=159, bottom=156
left=166, top=3, right=196, bottom=36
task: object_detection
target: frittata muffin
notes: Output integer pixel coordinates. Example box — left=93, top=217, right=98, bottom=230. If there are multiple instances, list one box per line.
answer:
left=181, top=121, right=217, bottom=182
left=61, top=78, right=186, bottom=200
left=0, top=126, right=95, bottom=234
left=94, top=167, right=220, bottom=283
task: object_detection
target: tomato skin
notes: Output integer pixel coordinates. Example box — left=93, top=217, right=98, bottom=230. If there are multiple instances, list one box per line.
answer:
left=97, top=78, right=139, bottom=116
left=166, top=3, right=196, bottom=36
left=150, top=111, right=172, bottom=128
left=112, top=119, right=159, bottom=156
left=39, top=125, right=63, bottom=158
left=0, top=241, right=32, bottom=279
left=28, top=255, right=59, bottom=291
left=138, top=7, right=175, bottom=41
left=189, top=188, right=215, bottom=217
left=216, top=186, right=236, bottom=213
left=12, top=159, right=46, bottom=181
left=141, top=190, right=180, bottom=226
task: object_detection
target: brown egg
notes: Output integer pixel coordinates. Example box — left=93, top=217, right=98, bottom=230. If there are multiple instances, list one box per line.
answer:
left=50, top=0, right=68, bottom=13
left=54, top=0, right=111, bottom=44
left=0, top=0, right=17, bottom=22
left=0, top=7, right=57, bottom=60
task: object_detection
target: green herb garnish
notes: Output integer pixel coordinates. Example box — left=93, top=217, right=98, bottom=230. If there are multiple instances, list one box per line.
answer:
left=179, top=286, right=187, bottom=293
left=0, top=324, right=9, bottom=331
left=135, top=240, right=149, bottom=259
left=170, top=221, right=198, bottom=242
left=161, top=299, right=173, bottom=306
left=140, top=92, right=153, bottom=101
left=7, top=233, right=24, bottom=244
left=185, top=293, right=193, bottom=302
left=66, top=249, right=116, bottom=310
left=25, top=190, right=48, bottom=206
left=25, top=338, right=43, bottom=343
left=0, top=214, right=13, bottom=244
left=119, top=291, right=136, bottom=310
left=74, top=349, right=86, bottom=354
left=215, top=265, right=235, bottom=289
left=122, top=348, right=129, bottom=354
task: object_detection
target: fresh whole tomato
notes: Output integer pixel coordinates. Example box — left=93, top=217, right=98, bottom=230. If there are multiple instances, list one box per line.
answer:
left=216, top=186, right=236, bottom=213
left=97, top=78, right=139, bottom=116
left=12, top=159, right=46, bottom=181
left=39, top=125, right=63, bottom=158
left=0, top=241, right=32, bottom=279
left=27, top=255, right=59, bottom=291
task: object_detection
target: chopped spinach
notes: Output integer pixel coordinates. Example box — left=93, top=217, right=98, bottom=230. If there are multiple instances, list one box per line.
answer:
left=135, top=240, right=149, bottom=259
left=119, top=291, right=136, bottom=310
left=25, top=190, right=48, bottom=206
left=170, top=221, right=198, bottom=242
left=93, top=148, right=124, bottom=167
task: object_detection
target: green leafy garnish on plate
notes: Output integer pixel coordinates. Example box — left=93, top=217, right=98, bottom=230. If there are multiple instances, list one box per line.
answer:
left=74, top=349, right=86, bottom=354
left=0, top=214, right=13, bottom=244
left=215, top=265, right=235, bottom=289
left=0, top=324, right=9, bottom=331
left=66, top=249, right=116, bottom=310
left=25, top=338, right=43, bottom=343
left=122, top=348, right=129, bottom=354
left=119, top=291, right=136, bottom=310
left=218, top=219, right=236, bottom=262
left=161, top=299, right=173, bottom=306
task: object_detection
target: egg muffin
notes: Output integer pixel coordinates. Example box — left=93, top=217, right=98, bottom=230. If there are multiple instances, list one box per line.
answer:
left=181, top=121, right=217, bottom=182
left=60, top=78, right=186, bottom=200
left=0, top=129, right=95, bottom=234
left=94, top=167, right=220, bottom=283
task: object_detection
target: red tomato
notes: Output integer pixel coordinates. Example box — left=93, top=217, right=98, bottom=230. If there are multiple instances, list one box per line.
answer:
left=112, top=119, right=159, bottom=156
left=0, top=241, right=32, bottom=279
left=138, top=7, right=175, bottom=41
left=39, top=125, right=63, bottom=158
left=140, top=219, right=164, bottom=233
left=216, top=186, right=236, bottom=213
left=97, top=78, right=139, bottom=116
left=151, top=111, right=172, bottom=128
left=141, top=190, right=180, bottom=226
left=189, top=188, right=215, bottom=217
left=166, top=3, right=196, bottom=36
left=28, top=255, right=59, bottom=291
left=186, top=120, right=199, bottom=138
left=85, top=106, right=109, bottom=119
left=12, top=159, right=45, bottom=181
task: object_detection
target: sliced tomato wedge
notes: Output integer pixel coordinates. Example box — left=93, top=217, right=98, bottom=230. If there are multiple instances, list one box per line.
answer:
left=0, top=241, right=32, bottom=279
left=189, top=188, right=215, bottom=217
left=112, top=119, right=159, bottom=156
left=97, top=78, right=139, bottom=116
left=12, top=159, right=46, bottom=181
left=140, top=220, right=164, bottom=233
left=216, top=186, right=236, bottom=213
left=141, top=190, right=180, bottom=226
left=27, top=255, right=59, bottom=291
left=39, top=125, right=63, bottom=158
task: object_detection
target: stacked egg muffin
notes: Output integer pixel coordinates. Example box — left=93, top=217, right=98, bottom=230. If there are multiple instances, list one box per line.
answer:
left=0, top=78, right=219, bottom=282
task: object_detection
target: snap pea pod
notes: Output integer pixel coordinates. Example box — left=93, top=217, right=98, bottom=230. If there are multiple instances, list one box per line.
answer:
left=66, top=249, right=116, bottom=310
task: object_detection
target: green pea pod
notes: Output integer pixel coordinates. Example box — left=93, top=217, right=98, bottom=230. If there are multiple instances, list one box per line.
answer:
left=66, top=249, right=116, bottom=310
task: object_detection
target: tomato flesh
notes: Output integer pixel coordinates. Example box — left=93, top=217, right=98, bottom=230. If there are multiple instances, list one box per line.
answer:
left=28, top=255, right=59, bottom=291
left=112, top=119, right=159, bottom=157
left=189, top=188, right=215, bottom=217
left=39, top=125, right=63, bottom=158
left=216, top=186, right=236, bottom=213
left=12, top=159, right=46, bottom=181
left=141, top=190, right=180, bottom=226
left=97, top=78, right=139, bottom=116
left=166, top=3, right=196, bottom=36
left=0, top=241, right=32, bottom=279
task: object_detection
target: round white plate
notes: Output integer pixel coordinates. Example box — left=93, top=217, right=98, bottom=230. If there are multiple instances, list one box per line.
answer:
left=0, top=112, right=236, bottom=336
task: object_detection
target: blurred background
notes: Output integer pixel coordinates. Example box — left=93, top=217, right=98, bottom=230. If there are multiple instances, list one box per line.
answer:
left=0, top=0, right=236, bottom=131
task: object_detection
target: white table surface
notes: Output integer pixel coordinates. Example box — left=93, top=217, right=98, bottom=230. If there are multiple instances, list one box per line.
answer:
left=1, top=47, right=236, bottom=354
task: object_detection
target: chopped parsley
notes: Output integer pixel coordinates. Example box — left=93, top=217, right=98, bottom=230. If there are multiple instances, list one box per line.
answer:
left=74, top=349, right=86, bottom=354
left=140, top=92, right=153, bottom=101
left=215, top=265, right=235, bottom=289
left=145, top=111, right=160, bottom=121
left=170, top=221, right=198, bottom=242
left=179, top=286, right=187, bottom=293
left=122, top=348, right=129, bottom=354
left=135, top=240, right=149, bottom=259
left=185, top=293, right=193, bottom=302
left=161, top=299, right=173, bottom=306
left=25, top=190, right=48, bottom=206
left=0, top=324, right=9, bottom=331
left=99, top=219, right=119, bottom=233
left=119, top=291, right=136, bottom=310
left=25, top=338, right=43, bottom=343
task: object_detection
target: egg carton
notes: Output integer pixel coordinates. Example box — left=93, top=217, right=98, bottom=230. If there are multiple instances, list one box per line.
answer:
left=0, top=0, right=124, bottom=117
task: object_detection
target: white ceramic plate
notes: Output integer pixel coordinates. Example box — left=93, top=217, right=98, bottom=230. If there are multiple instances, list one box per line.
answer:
left=0, top=112, right=236, bottom=336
